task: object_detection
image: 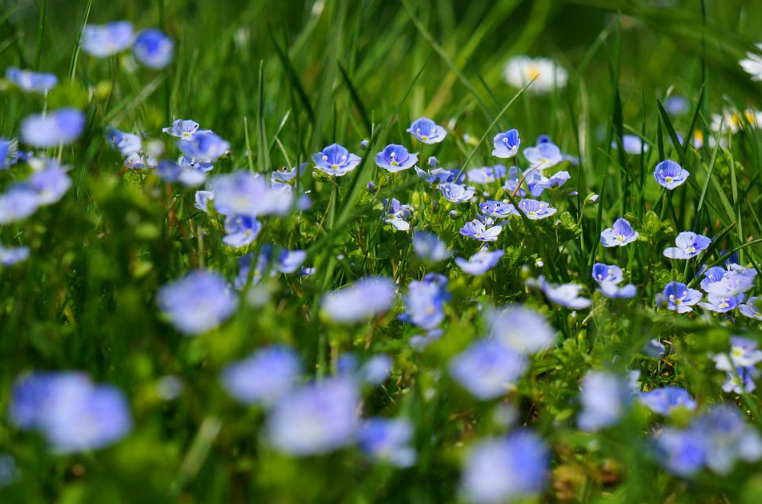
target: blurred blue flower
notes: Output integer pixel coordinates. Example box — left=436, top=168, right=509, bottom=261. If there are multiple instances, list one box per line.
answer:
left=0, top=138, right=18, bottom=169
left=221, top=346, right=301, bottom=405
left=0, top=245, right=29, bottom=266
left=479, top=200, right=517, bottom=219
left=412, top=231, right=450, bottom=262
left=655, top=427, right=706, bottom=476
left=492, top=129, right=520, bottom=158
left=322, top=277, right=396, bottom=323
left=5, top=67, right=57, bottom=93
left=82, top=21, right=135, bottom=57
left=163, top=119, right=210, bottom=140
left=210, top=171, right=293, bottom=217
left=409, top=328, right=443, bottom=351
left=414, top=166, right=464, bottom=185
left=523, top=142, right=562, bottom=170
left=644, top=338, right=666, bottom=358
left=698, top=406, right=762, bottom=474
left=10, top=372, right=132, bottom=453
left=375, top=144, right=417, bottom=173
left=461, top=432, right=548, bottom=504
left=156, top=160, right=207, bottom=187
left=194, top=190, right=213, bottom=213
left=312, top=143, right=361, bottom=176
left=536, top=276, right=591, bottom=309
left=517, top=198, right=556, bottom=220
left=359, top=355, right=392, bottom=386
left=578, top=371, right=630, bottom=431
left=105, top=127, right=142, bottom=156
left=663, top=232, right=711, bottom=259
left=157, top=270, right=238, bottom=335
left=20, top=108, right=85, bottom=148
left=665, top=95, right=689, bottom=116
left=133, top=29, right=174, bottom=69
left=0, top=188, right=39, bottom=224
left=659, top=281, right=702, bottom=313
left=0, top=454, right=18, bottom=488
left=639, top=386, right=696, bottom=415
left=427, top=156, right=438, bottom=168
left=448, top=340, right=526, bottom=400
left=440, top=182, right=474, bottom=203
left=654, top=160, right=689, bottom=190
left=455, top=248, right=504, bottom=276
left=359, top=418, right=416, bottom=467
left=400, top=274, right=450, bottom=330
left=267, top=377, right=359, bottom=456
left=613, top=134, right=648, bottom=155
left=222, top=215, right=261, bottom=248
left=25, top=161, right=72, bottom=205
left=178, top=132, right=230, bottom=163
left=488, top=305, right=554, bottom=354
left=592, top=263, right=636, bottom=299
left=740, top=296, right=762, bottom=320
left=467, top=165, right=506, bottom=184
left=703, top=272, right=754, bottom=297
left=460, top=219, right=502, bottom=242
left=600, top=218, right=639, bottom=247
left=407, top=117, right=447, bottom=144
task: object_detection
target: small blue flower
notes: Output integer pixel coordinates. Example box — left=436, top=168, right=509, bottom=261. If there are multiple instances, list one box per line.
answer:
left=699, top=294, right=739, bottom=313
left=644, top=339, right=667, bottom=358
left=523, top=142, right=563, bottom=170
left=613, top=134, right=649, bottom=155
left=0, top=188, right=39, bottom=224
left=0, top=245, right=29, bottom=266
left=312, top=143, right=362, bottom=176
left=517, top=199, right=556, bottom=220
left=655, top=427, right=706, bottom=476
left=448, top=340, right=527, bottom=400
left=654, top=160, right=689, bottom=190
left=428, top=156, right=438, bottom=167
left=271, top=163, right=307, bottom=187
left=359, top=418, right=416, bottom=467
left=462, top=432, right=548, bottom=504
left=222, top=215, right=262, bottom=248
left=221, top=346, right=301, bottom=405
left=479, top=200, right=517, bottom=219
left=25, top=161, right=72, bottom=205
left=178, top=132, right=230, bottom=163
left=157, top=270, right=238, bottom=335
left=105, top=127, right=142, bottom=156
left=455, top=248, right=504, bottom=276
left=487, top=306, right=554, bottom=354
left=740, top=296, right=762, bottom=320
left=663, top=231, right=711, bottom=259
left=382, top=198, right=414, bottom=232
left=20, top=108, right=85, bottom=148
left=665, top=95, right=689, bottom=116
left=162, top=119, right=210, bottom=140
left=82, top=22, right=135, bottom=57
left=600, top=218, right=639, bottom=247
left=467, top=165, right=506, bottom=184
left=375, top=144, right=417, bottom=173
left=492, top=129, right=520, bottom=158
left=639, top=386, right=697, bottom=415
left=578, top=371, right=630, bottom=431
left=5, top=67, right=57, bottom=93
left=156, top=160, right=206, bottom=187
left=440, top=182, right=475, bottom=203
left=267, top=377, right=359, bottom=456
left=194, top=190, right=213, bottom=213
left=414, top=166, right=464, bottom=185
left=0, top=138, right=18, bottom=170
left=400, top=274, right=450, bottom=330
left=407, top=117, right=447, bottom=144
left=412, top=231, right=450, bottom=262
left=703, top=271, right=754, bottom=296
left=536, top=276, right=591, bottom=309
left=210, top=171, right=293, bottom=217
left=359, top=355, right=392, bottom=386
left=660, top=281, right=702, bottom=313
left=133, top=29, right=174, bottom=69
left=322, top=277, right=396, bottom=323
left=592, top=263, right=636, bottom=299
left=460, top=219, right=503, bottom=242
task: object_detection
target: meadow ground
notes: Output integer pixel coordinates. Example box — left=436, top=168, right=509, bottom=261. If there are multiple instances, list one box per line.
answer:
left=3, top=0, right=762, bottom=503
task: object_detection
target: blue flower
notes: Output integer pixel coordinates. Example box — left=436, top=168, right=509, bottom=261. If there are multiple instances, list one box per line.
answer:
left=194, top=190, right=213, bottom=213
left=461, top=432, right=548, bottom=504
left=20, top=108, right=85, bottom=148
left=663, top=231, right=711, bottom=259
left=10, top=372, right=132, bottom=453
left=5, top=67, right=57, bottom=93
left=467, top=165, right=506, bottom=184
left=210, top=171, right=293, bottom=217
left=440, top=182, right=475, bottom=203
left=0, top=245, right=29, bottom=266
left=655, top=427, right=706, bottom=476
left=105, top=127, right=142, bottom=156
left=654, top=160, right=689, bottom=190
left=449, top=340, right=526, bottom=400
left=578, top=371, right=630, bottom=431
left=460, top=219, right=502, bottom=242
left=267, top=377, right=359, bottom=456
left=82, top=21, right=135, bottom=57
left=178, top=132, right=230, bottom=163
left=271, top=163, right=307, bottom=187
left=600, top=218, right=639, bottom=247
left=487, top=305, right=554, bottom=354
left=740, top=296, right=762, bottom=321
left=702, top=271, right=754, bottom=296
left=517, top=199, right=556, bottom=220
left=133, top=29, right=174, bottom=69
left=0, top=138, right=19, bottom=170
left=407, top=117, right=447, bottom=144
left=409, top=328, right=443, bottom=351
left=382, top=198, right=414, bottom=231
left=25, top=161, right=72, bottom=205
left=659, top=281, right=702, bottom=313
left=157, top=270, right=238, bottom=335
left=479, top=200, right=517, bottom=219
left=321, top=277, right=396, bottom=323
left=359, top=355, right=392, bottom=386
left=592, top=263, right=636, bottom=299
left=697, top=406, right=762, bottom=474
left=455, top=248, right=504, bottom=276
left=613, top=134, right=648, bottom=155
left=699, top=294, right=739, bottom=313
left=221, top=346, right=301, bottom=405
left=312, top=143, right=362, bottom=176
left=414, top=166, right=464, bottom=185
left=639, top=386, right=697, bottom=415
left=162, top=119, right=210, bottom=140
left=428, top=156, right=438, bottom=167
left=666, top=96, right=689, bottom=116
left=412, top=231, right=450, bottom=262
left=359, top=418, right=416, bottom=467
left=492, top=129, right=520, bottom=158
left=0, top=188, right=39, bottom=224
left=536, top=276, right=591, bottom=309
left=375, top=144, right=418, bottom=173
left=400, top=274, right=450, bottom=330
left=156, top=160, right=206, bottom=187
left=523, top=142, right=563, bottom=170
left=222, top=215, right=262, bottom=248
